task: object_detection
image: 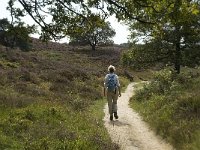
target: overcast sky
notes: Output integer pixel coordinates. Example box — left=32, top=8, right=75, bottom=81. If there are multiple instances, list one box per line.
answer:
left=0, top=0, right=129, bottom=44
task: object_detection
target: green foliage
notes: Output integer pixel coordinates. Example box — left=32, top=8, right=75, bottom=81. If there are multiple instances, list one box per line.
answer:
left=121, top=44, right=163, bottom=69
left=0, top=18, right=34, bottom=51
left=8, top=0, right=116, bottom=42
left=120, top=0, right=200, bottom=73
left=69, top=14, right=116, bottom=51
left=130, top=68, right=200, bottom=149
left=134, top=69, right=175, bottom=101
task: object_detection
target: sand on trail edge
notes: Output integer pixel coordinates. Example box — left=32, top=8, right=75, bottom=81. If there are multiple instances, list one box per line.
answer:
left=103, top=83, right=174, bottom=150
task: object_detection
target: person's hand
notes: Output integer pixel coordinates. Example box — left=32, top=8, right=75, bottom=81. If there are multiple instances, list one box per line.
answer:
left=119, top=93, right=121, bottom=97
left=103, top=88, right=106, bottom=97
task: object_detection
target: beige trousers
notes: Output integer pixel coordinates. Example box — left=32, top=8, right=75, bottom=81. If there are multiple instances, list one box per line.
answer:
left=106, top=89, right=119, bottom=115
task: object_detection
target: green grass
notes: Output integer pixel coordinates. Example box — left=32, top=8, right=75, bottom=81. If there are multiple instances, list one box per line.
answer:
left=130, top=68, right=200, bottom=150
left=0, top=100, right=118, bottom=150
left=119, top=76, right=130, bottom=92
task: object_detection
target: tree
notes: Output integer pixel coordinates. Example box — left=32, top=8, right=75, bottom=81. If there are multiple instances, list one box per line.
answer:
left=0, top=18, right=11, bottom=46
left=7, top=0, right=157, bottom=40
left=7, top=1, right=118, bottom=42
left=69, top=14, right=115, bottom=51
left=0, top=18, right=35, bottom=50
left=8, top=0, right=92, bottom=41
left=8, top=0, right=170, bottom=40
left=121, top=0, right=200, bottom=73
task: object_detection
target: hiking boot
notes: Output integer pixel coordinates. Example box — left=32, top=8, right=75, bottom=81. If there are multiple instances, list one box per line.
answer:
left=110, top=115, right=113, bottom=121
left=114, top=112, right=118, bottom=119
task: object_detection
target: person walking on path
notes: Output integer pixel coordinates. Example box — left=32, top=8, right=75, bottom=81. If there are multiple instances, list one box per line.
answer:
left=104, top=65, right=121, bottom=121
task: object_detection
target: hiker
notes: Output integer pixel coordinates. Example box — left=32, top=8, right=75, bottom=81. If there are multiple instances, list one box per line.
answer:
left=104, top=65, right=121, bottom=121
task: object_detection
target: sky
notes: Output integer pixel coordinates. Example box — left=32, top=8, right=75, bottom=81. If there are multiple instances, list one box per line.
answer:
left=0, top=0, right=130, bottom=44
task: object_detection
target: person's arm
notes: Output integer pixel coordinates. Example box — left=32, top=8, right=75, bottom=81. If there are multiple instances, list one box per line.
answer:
left=103, top=75, right=107, bottom=97
left=104, top=86, right=106, bottom=96
left=116, top=75, right=121, bottom=97
left=118, top=86, right=121, bottom=97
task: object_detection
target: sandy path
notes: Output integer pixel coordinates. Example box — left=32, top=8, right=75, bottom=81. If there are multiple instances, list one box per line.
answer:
left=103, top=83, right=174, bottom=150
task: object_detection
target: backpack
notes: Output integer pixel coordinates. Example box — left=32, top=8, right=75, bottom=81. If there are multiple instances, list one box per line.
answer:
left=107, top=74, right=117, bottom=91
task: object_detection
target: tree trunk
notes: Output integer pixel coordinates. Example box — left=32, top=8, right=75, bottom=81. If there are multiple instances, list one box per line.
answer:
left=173, top=0, right=182, bottom=74
left=91, top=44, right=96, bottom=51
left=175, top=42, right=181, bottom=74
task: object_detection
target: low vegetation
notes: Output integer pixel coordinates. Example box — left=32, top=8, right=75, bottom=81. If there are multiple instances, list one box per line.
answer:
left=2, top=36, right=200, bottom=150
left=130, top=68, right=200, bottom=150
left=0, top=40, right=129, bottom=149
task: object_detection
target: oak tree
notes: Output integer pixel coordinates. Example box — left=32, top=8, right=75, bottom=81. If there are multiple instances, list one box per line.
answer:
left=69, top=14, right=115, bottom=51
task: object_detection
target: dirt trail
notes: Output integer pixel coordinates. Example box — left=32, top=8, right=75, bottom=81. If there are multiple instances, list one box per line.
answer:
left=103, top=83, right=174, bottom=150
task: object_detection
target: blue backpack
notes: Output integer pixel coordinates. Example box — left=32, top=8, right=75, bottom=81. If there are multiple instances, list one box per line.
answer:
left=107, top=74, right=117, bottom=91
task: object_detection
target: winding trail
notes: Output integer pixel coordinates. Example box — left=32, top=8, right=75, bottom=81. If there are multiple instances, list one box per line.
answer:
left=103, top=83, right=174, bottom=150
